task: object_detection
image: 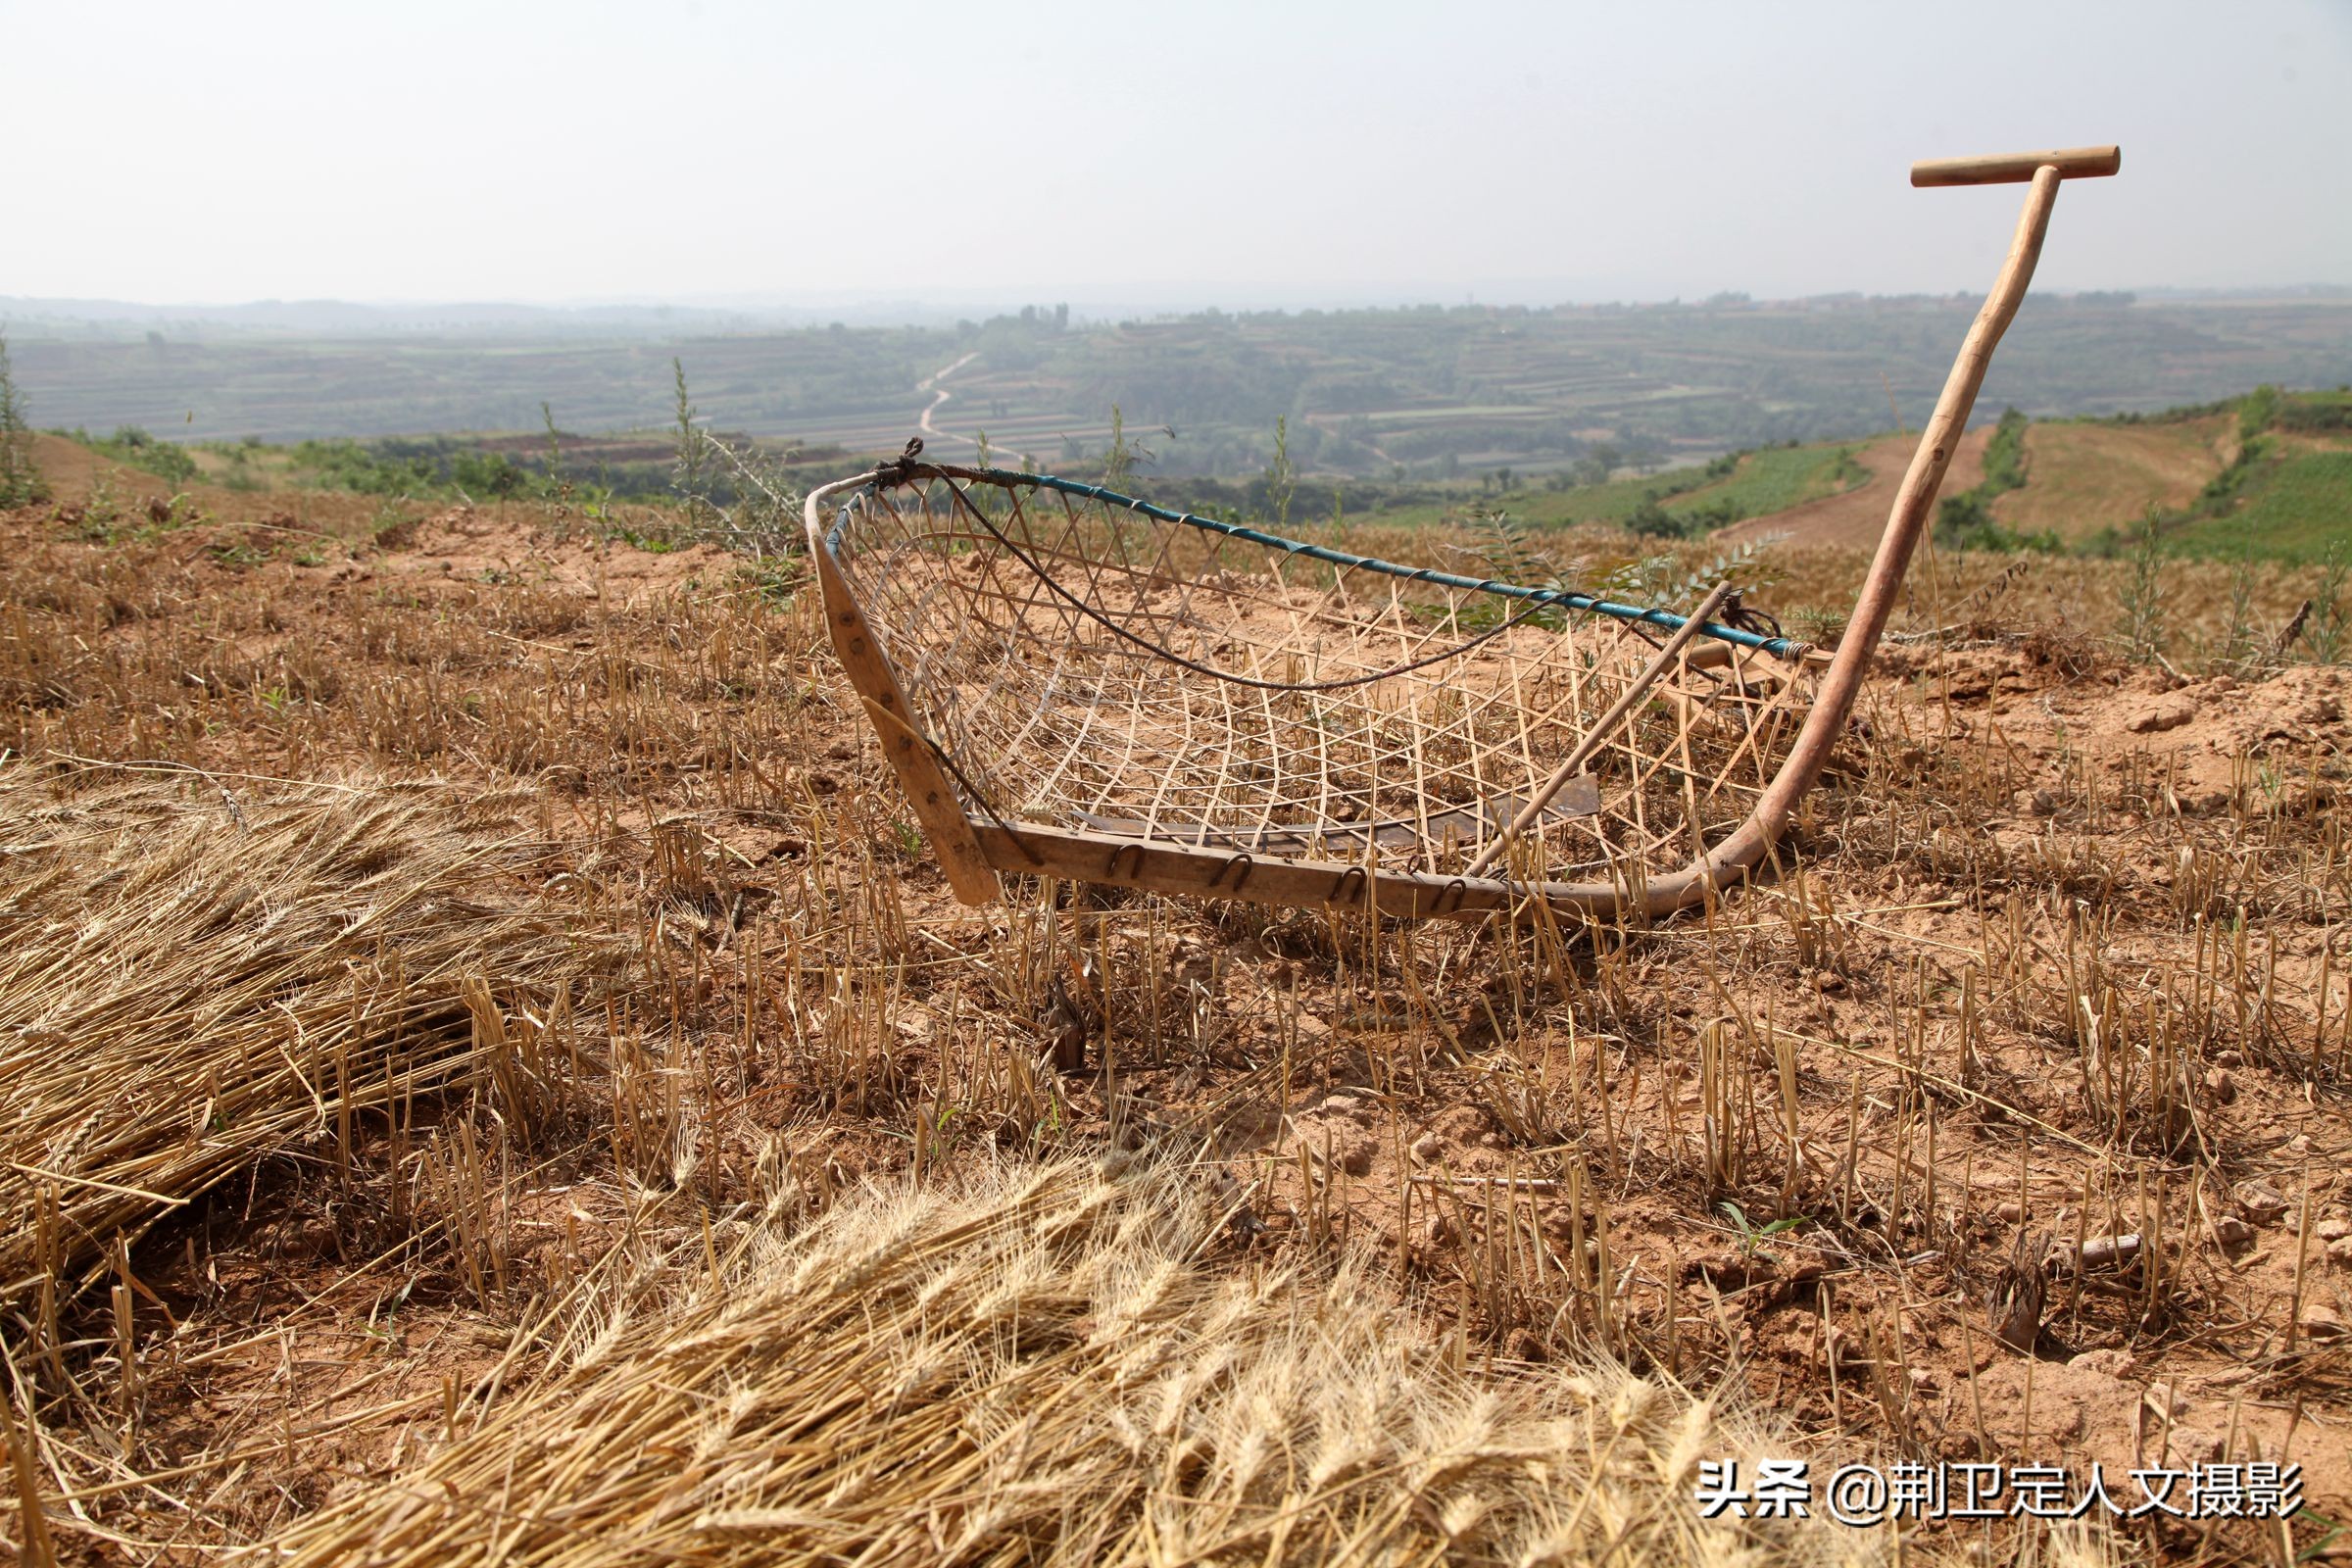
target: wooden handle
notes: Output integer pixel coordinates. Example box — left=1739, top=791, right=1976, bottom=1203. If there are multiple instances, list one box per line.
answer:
left=1911, top=145, right=2120, bottom=187
left=1667, top=165, right=2067, bottom=917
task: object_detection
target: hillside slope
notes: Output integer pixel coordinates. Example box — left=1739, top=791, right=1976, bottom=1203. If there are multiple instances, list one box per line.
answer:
left=1716, top=427, right=1991, bottom=549
left=1711, top=391, right=2349, bottom=562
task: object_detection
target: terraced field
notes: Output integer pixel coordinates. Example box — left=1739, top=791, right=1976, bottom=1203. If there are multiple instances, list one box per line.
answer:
left=1990, top=416, right=2234, bottom=540
left=16, top=293, right=2352, bottom=482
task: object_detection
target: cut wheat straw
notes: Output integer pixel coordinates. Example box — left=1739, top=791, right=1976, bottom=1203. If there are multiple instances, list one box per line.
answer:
left=0, top=764, right=616, bottom=1303
left=258, top=1152, right=1874, bottom=1568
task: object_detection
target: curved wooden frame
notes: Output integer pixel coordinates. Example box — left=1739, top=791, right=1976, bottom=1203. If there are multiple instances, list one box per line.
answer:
left=806, top=147, right=2118, bottom=920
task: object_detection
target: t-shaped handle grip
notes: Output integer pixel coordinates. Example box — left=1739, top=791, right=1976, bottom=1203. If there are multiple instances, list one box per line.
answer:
left=1911, top=145, right=2121, bottom=187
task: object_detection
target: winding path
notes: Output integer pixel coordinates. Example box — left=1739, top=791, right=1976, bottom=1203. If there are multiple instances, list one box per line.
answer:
left=915, top=352, right=980, bottom=451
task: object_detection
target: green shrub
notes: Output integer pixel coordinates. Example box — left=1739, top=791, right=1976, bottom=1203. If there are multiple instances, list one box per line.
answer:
left=1625, top=494, right=1682, bottom=538
left=1933, top=407, right=2036, bottom=551
left=2269, top=388, right=2352, bottom=434
left=289, top=439, right=437, bottom=496
left=92, top=425, right=200, bottom=485
left=0, top=332, right=46, bottom=508
left=2119, top=508, right=2167, bottom=663
left=451, top=450, right=525, bottom=499
left=1978, top=407, right=2029, bottom=493
left=2312, top=541, right=2349, bottom=663
left=2237, top=383, right=2280, bottom=441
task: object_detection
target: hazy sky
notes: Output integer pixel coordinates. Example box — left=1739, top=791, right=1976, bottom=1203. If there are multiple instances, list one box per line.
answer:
left=6, top=0, right=2347, bottom=309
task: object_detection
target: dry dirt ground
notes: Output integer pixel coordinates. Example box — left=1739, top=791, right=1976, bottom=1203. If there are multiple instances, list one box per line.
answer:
left=3, top=445, right=2349, bottom=1565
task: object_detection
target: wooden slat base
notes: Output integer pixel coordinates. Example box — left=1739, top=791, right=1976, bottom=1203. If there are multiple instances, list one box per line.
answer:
left=966, top=819, right=1658, bottom=921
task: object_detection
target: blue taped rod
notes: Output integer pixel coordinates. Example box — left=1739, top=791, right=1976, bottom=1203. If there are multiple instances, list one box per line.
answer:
left=834, top=466, right=1802, bottom=660
left=988, top=469, right=1801, bottom=659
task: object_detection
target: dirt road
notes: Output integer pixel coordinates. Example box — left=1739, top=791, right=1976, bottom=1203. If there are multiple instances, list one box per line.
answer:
left=916, top=352, right=981, bottom=452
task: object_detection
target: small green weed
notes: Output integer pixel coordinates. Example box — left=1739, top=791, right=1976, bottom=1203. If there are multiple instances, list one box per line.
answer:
left=1718, top=1200, right=1808, bottom=1263
left=2119, top=507, right=2168, bottom=664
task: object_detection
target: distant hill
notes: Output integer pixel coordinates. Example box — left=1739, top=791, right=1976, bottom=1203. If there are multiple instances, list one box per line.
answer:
left=17, top=383, right=2342, bottom=566
left=7, top=293, right=2351, bottom=476
left=0, top=295, right=779, bottom=339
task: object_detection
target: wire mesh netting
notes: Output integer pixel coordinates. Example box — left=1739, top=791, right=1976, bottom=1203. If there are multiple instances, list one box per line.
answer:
left=821, top=466, right=1819, bottom=894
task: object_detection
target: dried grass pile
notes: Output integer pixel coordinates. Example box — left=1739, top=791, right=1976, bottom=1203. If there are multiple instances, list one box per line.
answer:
left=0, top=764, right=613, bottom=1304
left=264, top=1153, right=1870, bottom=1568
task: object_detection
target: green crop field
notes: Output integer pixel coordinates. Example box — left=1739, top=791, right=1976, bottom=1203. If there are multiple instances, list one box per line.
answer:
left=1342, top=436, right=1866, bottom=539
left=2164, top=448, right=2352, bottom=563
left=1666, top=441, right=1863, bottom=519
